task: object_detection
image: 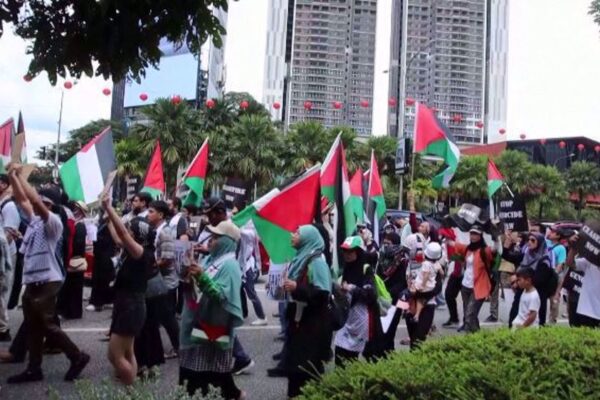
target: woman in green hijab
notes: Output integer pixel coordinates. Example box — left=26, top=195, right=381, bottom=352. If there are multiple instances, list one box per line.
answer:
left=180, top=220, right=246, bottom=400
left=283, top=225, right=333, bottom=398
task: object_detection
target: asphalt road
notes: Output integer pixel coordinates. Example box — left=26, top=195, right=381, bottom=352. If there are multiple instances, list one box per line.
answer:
left=0, top=280, right=567, bottom=399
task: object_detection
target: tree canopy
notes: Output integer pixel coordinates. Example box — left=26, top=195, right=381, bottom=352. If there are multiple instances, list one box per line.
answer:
left=0, top=0, right=229, bottom=84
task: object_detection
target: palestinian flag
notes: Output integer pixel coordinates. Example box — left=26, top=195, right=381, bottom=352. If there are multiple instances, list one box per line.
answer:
left=141, top=141, right=166, bottom=199
left=413, top=102, right=461, bottom=188
left=233, top=165, right=321, bottom=263
left=16, top=112, right=27, bottom=163
left=487, top=159, right=503, bottom=198
left=182, top=138, right=209, bottom=207
left=366, top=151, right=386, bottom=244
left=0, top=118, right=14, bottom=171
left=60, top=127, right=116, bottom=204
left=349, top=168, right=366, bottom=224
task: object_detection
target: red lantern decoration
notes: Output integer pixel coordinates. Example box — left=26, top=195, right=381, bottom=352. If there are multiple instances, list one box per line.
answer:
left=578, top=143, right=585, bottom=151
left=240, top=100, right=249, bottom=110
left=304, top=101, right=312, bottom=110
left=273, top=102, right=281, bottom=110
left=102, top=88, right=111, bottom=96
left=452, top=114, right=463, bottom=123
left=405, top=98, right=415, bottom=106
left=475, top=121, right=484, bottom=129
left=360, top=100, right=369, bottom=108
left=388, top=97, right=397, bottom=107
left=333, top=101, right=343, bottom=110
left=171, top=95, right=182, bottom=105
left=499, top=128, right=506, bottom=134
left=206, top=99, right=216, bottom=109
left=64, top=81, right=73, bottom=89
left=595, top=145, right=600, bottom=153
left=23, top=74, right=32, bottom=82
left=540, top=138, right=547, bottom=145
left=519, top=133, right=526, bottom=140
left=559, top=140, right=566, bottom=149
left=139, top=93, right=148, bottom=101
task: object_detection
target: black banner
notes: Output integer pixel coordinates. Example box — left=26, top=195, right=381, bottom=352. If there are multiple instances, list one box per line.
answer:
left=577, top=220, right=600, bottom=266
left=222, top=178, right=250, bottom=210
left=498, top=197, right=528, bottom=232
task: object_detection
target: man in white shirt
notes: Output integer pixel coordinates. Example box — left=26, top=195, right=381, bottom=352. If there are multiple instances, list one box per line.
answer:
left=167, top=197, right=189, bottom=240
left=6, top=164, right=89, bottom=384
left=512, top=267, right=541, bottom=329
left=566, top=236, right=600, bottom=327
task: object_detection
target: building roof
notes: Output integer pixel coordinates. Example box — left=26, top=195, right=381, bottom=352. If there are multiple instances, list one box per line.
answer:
left=461, top=141, right=507, bottom=157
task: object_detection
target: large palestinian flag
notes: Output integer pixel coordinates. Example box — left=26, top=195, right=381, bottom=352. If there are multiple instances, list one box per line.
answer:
left=413, top=102, right=461, bottom=188
left=141, top=141, right=166, bottom=199
left=233, top=165, right=321, bottom=263
left=60, top=127, right=116, bottom=204
left=349, top=168, right=366, bottom=224
left=487, top=159, right=503, bottom=198
left=182, top=138, right=209, bottom=207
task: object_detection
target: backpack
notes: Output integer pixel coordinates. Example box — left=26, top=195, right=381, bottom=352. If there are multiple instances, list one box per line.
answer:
left=300, top=251, right=350, bottom=331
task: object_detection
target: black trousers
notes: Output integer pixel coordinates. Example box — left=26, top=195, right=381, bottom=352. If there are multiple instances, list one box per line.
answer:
left=134, top=295, right=165, bottom=369
left=288, top=363, right=324, bottom=398
left=405, top=304, right=435, bottom=350
left=179, top=367, right=241, bottom=400
left=159, top=288, right=179, bottom=351
left=56, top=272, right=84, bottom=319
left=445, top=275, right=463, bottom=323
left=334, top=346, right=359, bottom=367
left=7, top=252, right=24, bottom=310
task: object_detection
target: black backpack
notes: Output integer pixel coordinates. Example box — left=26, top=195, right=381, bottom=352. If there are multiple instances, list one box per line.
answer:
left=300, top=251, right=350, bottom=331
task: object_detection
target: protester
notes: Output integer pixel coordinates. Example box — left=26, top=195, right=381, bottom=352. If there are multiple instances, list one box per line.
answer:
left=565, top=234, right=600, bottom=328
left=377, top=232, right=407, bottom=299
left=101, top=194, right=154, bottom=385
left=147, top=200, right=180, bottom=359
left=439, top=227, right=462, bottom=328
left=503, top=231, right=556, bottom=326
left=87, top=212, right=116, bottom=311
left=180, top=220, right=246, bottom=399
left=546, top=225, right=568, bottom=324
left=282, top=225, right=332, bottom=398
left=511, top=266, right=540, bottom=329
left=56, top=201, right=88, bottom=320
left=238, top=223, right=267, bottom=326
left=168, top=197, right=189, bottom=240
left=334, top=236, right=381, bottom=365
left=6, top=164, right=89, bottom=384
left=452, top=225, right=493, bottom=333
left=394, top=217, right=412, bottom=245
left=199, top=198, right=255, bottom=375
left=122, top=192, right=152, bottom=224
left=406, top=242, right=443, bottom=322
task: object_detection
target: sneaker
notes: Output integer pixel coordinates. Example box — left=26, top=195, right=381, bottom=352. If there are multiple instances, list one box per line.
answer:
left=164, top=349, right=179, bottom=359
left=85, top=304, right=98, bottom=312
left=0, top=330, right=11, bottom=342
left=457, top=325, right=466, bottom=333
left=250, top=318, right=268, bottom=326
left=232, top=359, right=255, bottom=376
left=484, top=316, right=498, bottom=323
left=7, top=369, right=43, bottom=384
left=442, top=319, right=459, bottom=328
left=64, top=352, right=90, bottom=381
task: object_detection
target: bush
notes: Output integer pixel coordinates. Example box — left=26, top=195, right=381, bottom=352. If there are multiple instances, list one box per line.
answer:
left=299, top=327, right=600, bottom=400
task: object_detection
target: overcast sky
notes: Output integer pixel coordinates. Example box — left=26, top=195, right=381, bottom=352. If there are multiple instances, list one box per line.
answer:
left=1, top=0, right=599, bottom=162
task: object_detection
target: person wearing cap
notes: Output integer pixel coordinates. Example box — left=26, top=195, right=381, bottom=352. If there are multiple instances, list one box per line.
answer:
left=180, top=220, right=246, bottom=399
left=282, top=225, right=332, bottom=398
left=546, top=226, right=568, bottom=324
left=6, top=163, right=90, bottom=384
left=334, top=236, right=381, bottom=365
left=56, top=201, right=89, bottom=320
left=199, top=196, right=255, bottom=376
left=450, top=225, right=493, bottom=333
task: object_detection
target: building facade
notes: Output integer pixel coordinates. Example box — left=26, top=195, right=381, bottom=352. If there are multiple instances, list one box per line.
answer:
left=264, top=0, right=377, bottom=136
left=388, top=0, right=508, bottom=145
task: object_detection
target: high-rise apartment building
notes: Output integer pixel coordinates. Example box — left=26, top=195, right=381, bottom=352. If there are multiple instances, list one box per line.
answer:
left=388, top=0, right=508, bottom=145
left=264, top=0, right=377, bottom=136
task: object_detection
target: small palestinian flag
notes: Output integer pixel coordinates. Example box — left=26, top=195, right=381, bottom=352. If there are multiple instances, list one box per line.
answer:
left=233, top=165, right=321, bottom=263
left=60, top=127, right=116, bottom=204
left=0, top=118, right=14, bottom=170
left=16, top=112, right=27, bottom=163
left=413, top=102, right=461, bottom=189
left=487, top=159, right=503, bottom=198
left=141, top=141, right=166, bottom=199
left=367, top=151, right=386, bottom=244
left=349, top=168, right=366, bottom=224
left=183, top=138, right=209, bottom=207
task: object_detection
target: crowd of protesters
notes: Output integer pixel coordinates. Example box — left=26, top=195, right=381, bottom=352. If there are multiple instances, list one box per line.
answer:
left=1, top=166, right=600, bottom=399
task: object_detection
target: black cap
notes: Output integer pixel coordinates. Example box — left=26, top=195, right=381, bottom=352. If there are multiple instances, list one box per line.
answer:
left=201, top=197, right=226, bottom=214
left=39, top=187, right=61, bottom=205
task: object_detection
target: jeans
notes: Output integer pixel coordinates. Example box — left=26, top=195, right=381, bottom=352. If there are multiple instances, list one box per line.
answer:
left=232, top=336, right=251, bottom=364
left=243, top=269, right=265, bottom=320
left=445, top=275, right=463, bottom=323
left=23, top=282, right=82, bottom=370
left=461, top=286, right=484, bottom=333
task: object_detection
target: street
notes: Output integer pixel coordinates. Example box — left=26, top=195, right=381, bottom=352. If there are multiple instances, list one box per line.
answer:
left=0, top=280, right=566, bottom=399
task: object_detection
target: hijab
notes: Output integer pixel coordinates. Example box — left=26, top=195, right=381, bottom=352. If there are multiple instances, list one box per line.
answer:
left=203, top=234, right=237, bottom=266
left=287, top=225, right=331, bottom=291
left=521, top=232, right=548, bottom=269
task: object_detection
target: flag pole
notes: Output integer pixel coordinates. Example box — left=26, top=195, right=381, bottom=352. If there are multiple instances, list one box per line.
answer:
left=504, top=182, right=515, bottom=198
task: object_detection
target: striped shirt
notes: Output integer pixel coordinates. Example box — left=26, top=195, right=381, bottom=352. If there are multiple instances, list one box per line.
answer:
left=20, top=213, right=64, bottom=285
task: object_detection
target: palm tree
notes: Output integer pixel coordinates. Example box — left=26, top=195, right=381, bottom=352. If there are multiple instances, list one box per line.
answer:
left=115, top=137, right=146, bottom=178
left=282, top=121, right=331, bottom=174
left=449, top=155, right=487, bottom=201
left=565, top=161, right=600, bottom=220
left=494, top=150, right=533, bottom=195
left=527, top=164, right=567, bottom=220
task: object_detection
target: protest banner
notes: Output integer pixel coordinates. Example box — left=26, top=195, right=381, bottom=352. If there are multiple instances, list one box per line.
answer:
left=498, top=197, right=528, bottom=232
left=577, top=220, right=600, bottom=266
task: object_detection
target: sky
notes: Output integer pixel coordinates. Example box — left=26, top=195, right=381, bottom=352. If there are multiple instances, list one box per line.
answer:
left=1, top=0, right=600, bottom=162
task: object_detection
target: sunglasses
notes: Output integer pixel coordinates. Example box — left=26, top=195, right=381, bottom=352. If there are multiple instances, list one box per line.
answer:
left=528, top=238, right=537, bottom=243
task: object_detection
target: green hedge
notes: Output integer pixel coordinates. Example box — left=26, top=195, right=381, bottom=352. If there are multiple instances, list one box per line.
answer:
left=299, top=327, right=600, bottom=400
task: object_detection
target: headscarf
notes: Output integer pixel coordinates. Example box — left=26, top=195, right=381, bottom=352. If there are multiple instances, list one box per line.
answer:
left=520, top=232, right=548, bottom=269
left=287, top=225, right=331, bottom=291
left=203, top=235, right=238, bottom=266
